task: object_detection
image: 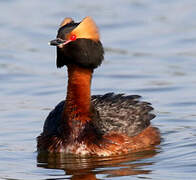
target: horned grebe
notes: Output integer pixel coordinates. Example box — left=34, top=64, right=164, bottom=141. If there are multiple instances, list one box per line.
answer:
left=37, top=17, right=160, bottom=156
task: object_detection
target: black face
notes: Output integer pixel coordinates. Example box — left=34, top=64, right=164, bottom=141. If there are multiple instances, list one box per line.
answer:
left=55, top=22, right=104, bottom=69
left=57, top=22, right=79, bottom=40
left=56, top=39, right=104, bottom=69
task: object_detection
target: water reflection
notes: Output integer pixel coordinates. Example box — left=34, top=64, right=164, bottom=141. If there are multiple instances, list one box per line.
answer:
left=37, top=147, right=159, bottom=179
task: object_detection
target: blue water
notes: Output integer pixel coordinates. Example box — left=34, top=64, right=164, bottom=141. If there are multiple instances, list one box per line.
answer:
left=0, top=0, right=196, bottom=179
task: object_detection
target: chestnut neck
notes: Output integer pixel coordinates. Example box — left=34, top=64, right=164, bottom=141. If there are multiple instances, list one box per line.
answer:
left=61, top=65, right=93, bottom=139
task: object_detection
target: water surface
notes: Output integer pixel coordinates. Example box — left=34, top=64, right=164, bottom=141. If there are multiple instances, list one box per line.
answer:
left=0, top=0, right=196, bottom=179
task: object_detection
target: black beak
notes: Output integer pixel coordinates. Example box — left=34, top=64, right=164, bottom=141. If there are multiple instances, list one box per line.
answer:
left=49, top=38, right=66, bottom=46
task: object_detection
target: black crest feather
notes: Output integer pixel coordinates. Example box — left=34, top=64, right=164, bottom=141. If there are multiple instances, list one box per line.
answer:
left=56, top=39, right=104, bottom=69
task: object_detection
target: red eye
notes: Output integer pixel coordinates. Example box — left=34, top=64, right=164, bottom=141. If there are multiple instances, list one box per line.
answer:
left=70, top=34, right=76, bottom=41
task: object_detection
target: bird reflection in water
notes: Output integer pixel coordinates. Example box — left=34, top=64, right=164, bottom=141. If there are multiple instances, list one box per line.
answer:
left=37, top=147, right=159, bottom=179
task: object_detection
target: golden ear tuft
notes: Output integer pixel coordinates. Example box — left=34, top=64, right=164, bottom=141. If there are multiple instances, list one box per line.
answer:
left=60, top=17, right=74, bottom=27
left=71, top=16, right=100, bottom=41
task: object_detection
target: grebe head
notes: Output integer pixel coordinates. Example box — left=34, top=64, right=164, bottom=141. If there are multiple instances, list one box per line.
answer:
left=50, top=16, right=104, bottom=69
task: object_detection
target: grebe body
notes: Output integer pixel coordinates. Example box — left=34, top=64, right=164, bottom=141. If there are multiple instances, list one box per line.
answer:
left=37, top=17, right=160, bottom=156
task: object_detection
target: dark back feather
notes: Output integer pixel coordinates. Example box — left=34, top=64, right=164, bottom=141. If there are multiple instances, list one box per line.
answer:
left=91, top=93, right=155, bottom=137
left=42, top=101, right=64, bottom=136
left=42, top=93, right=155, bottom=138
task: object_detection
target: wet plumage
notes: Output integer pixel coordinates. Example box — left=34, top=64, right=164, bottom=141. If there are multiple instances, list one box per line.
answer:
left=92, top=93, right=155, bottom=137
left=42, top=93, right=155, bottom=138
left=37, top=17, right=160, bottom=156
